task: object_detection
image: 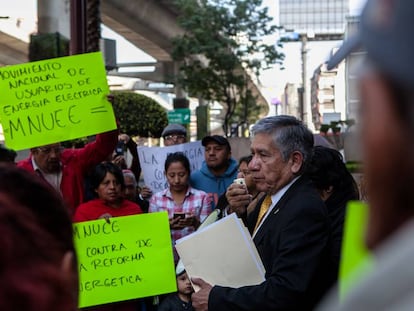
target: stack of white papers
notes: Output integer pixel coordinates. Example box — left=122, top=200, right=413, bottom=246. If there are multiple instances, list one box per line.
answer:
left=175, top=213, right=265, bottom=291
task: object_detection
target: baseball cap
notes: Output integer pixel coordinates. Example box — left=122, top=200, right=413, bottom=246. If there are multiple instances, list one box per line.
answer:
left=202, top=135, right=231, bottom=151
left=175, top=260, right=185, bottom=276
left=161, top=124, right=187, bottom=138
left=327, top=0, right=414, bottom=86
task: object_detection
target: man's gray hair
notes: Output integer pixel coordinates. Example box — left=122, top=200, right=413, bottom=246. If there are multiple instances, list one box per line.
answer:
left=251, top=115, right=314, bottom=173
left=122, top=170, right=137, bottom=188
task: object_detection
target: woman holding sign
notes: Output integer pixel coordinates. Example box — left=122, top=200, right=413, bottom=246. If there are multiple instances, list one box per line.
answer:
left=73, top=162, right=144, bottom=311
left=149, top=152, right=212, bottom=263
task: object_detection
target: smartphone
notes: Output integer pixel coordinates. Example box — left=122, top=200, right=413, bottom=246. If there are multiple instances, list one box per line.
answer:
left=115, top=141, right=125, bottom=156
left=233, top=178, right=245, bottom=185
left=173, top=213, right=186, bottom=219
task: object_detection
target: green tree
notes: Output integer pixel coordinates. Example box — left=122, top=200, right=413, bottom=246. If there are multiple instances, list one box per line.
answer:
left=29, top=32, right=69, bottom=61
left=172, top=0, right=284, bottom=136
left=228, top=89, right=262, bottom=135
left=111, top=91, right=168, bottom=138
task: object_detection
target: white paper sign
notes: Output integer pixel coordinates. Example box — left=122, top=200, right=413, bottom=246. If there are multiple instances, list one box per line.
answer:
left=138, top=141, right=204, bottom=193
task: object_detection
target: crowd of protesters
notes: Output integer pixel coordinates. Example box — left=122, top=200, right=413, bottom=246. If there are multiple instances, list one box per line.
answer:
left=0, top=115, right=362, bottom=311
left=4, top=1, right=412, bottom=309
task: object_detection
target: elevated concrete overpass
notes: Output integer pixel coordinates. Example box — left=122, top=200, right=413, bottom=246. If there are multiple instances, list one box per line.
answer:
left=101, top=0, right=182, bottom=62
left=0, top=0, right=268, bottom=108
left=101, top=0, right=268, bottom=108
left=0, top=31, right=28, bottom=66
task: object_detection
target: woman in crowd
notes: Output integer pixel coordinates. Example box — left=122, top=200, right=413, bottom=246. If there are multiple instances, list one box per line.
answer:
left=306, top=146, right=360, bottom=284
left=149, top=152, right=211, bottom=262
left=74, top=162, right=143, bottom=310
left=74, top=161, right=143, bottom=222
left=236, top=156, right=262, bottom=213
left=217, top=155, right=265, bottom=217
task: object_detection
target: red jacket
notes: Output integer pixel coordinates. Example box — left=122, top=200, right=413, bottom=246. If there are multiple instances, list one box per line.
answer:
left=73, top=198, right=143, bottom=222
left=17, top=129, right=118, bottom=214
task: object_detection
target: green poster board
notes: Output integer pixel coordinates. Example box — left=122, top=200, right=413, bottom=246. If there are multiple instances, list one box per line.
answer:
left=0, top=52, right=117, bottom=150
left=73, top=212, right=176, bottom=308
left=339, top=201, right=374, bottom=299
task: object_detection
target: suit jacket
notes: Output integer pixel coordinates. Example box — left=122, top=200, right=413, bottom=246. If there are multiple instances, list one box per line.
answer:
left=209, top=176, right=334, bottom=311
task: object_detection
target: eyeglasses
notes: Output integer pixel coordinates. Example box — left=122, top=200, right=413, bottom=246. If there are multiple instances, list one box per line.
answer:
left=164, top=134, right=186, bottom=141
left=37, top=146, right=64, bottom=154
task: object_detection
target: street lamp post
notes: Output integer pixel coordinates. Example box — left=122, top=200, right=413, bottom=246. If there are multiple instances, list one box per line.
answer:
left=70, top=0, right=87, bottom=55
left=301, top=34, right=308, bottom=125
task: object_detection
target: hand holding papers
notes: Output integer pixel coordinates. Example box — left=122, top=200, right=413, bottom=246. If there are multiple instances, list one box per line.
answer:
left=175, top=213, right=265, bottom=291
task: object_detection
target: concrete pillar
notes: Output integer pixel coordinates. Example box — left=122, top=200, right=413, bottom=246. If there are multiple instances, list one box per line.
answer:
left=301, top=35, right=307, bottom=125
left=301, top=35, right=315, bottom=131
left=70, top=0, right=87, bottom=54
left=31, top=0, right=70, bottom=61
left=37, top=0, right=70, bottom=37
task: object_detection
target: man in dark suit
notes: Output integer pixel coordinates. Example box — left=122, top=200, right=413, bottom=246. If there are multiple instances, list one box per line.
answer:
left=191, top=115, right=335, bottom=311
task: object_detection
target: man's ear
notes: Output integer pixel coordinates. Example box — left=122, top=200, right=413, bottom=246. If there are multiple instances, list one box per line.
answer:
left=290, top=151, right=303, bottom=174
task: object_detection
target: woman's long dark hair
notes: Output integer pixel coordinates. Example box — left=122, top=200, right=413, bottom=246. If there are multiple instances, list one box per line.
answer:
left=307, top=146, right=359, bottom=202
left=90, top=162, right=125, bottom=197
left=164, top=152, right=191, bottom=174
left=306, top=146, right=360, bottom=282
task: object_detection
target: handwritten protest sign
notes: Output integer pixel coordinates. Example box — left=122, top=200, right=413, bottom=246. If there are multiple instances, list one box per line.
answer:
left=0, top=52, right=117, bottom=150
left=138, top=141, right=204, bottom=193
left=73, top=212, right=176, bottom=308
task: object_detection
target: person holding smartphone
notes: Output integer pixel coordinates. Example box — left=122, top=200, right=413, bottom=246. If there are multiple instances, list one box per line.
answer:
left=149, top=152, right=212, bottom=263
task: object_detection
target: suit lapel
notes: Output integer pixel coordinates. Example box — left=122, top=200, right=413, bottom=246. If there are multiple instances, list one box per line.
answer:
left=253, top=176, right=306, bottom=244
left=253, top=200, right=279, bottom=244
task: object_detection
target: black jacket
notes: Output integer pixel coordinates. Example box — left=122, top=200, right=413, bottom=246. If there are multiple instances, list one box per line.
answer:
left=209, top=176, right=335, bottom=311
left=158, top=294, right=194, bottom=311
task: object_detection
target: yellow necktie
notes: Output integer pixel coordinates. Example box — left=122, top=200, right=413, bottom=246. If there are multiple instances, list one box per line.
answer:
left=254, top=194, right=272, bottom=233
